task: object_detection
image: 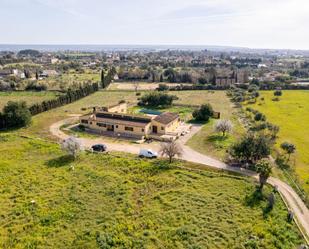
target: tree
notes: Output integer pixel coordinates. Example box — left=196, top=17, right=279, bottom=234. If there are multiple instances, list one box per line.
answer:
left=280, top=142, right=296, bottom=161
left=160, top=74, right=164, bottom=82
left=160, top=141, right=183, bottom=163
left=254, top=112, right=266, bottom=122
left=274, top=90, right=282, bottom=96
left=255, top=159, right=272, bottom=190
left=230, top=133, right=271, bottom=164
left=198, top=77, right=207, bottom=85
left=248, top=84, right=259, bottom=93
left=0, top=81, right=12, bottom=91
left=138, top=92, right=178, bottom=107
left=214, top=119, right=233, bottom=136
left=192, top=104, right=214, bottom=122
left=267, top=124, right=280, bottom=140
left=3, top=101, right=31, bottom=128
left=100, top=70, right=105, bottom=88
left=61, top=136, right=82, bottom=159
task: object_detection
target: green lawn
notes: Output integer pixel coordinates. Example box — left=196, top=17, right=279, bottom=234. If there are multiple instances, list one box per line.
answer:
left=186, top=91, right=245, bottom=160
left=245, top=90, right=309, bottom=195
left=21, top=90, right=230, bottom=139
left=15, top=90, right=244, bottom=160
left=0, top=134, right=304, bottom=248
left=0, top=91, right=61, bottom=111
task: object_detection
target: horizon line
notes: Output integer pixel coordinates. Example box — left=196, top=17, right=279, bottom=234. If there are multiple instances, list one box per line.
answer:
left=0, top=43, right=309, bottom=52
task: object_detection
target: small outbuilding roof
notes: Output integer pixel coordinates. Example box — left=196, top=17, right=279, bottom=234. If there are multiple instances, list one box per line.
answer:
left=154, top=112, right=179, bottom=125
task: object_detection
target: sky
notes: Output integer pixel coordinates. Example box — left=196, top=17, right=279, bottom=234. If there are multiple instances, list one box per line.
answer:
left=1, top=0, right=309, bottom=49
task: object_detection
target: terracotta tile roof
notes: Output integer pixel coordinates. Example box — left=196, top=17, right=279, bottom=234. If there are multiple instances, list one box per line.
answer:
left=154, top=112, right=179, bottom=125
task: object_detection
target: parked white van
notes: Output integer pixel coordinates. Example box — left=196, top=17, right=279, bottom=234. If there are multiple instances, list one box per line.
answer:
left=139, top=149, right=158, bottom=158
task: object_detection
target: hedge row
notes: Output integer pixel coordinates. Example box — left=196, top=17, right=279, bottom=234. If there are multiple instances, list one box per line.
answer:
left=29, top=83, right=99, bottom=115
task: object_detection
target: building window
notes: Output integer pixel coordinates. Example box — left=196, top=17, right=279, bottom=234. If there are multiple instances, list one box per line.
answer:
left=81, top=120, right=88, bottom=124
left=97, top=123, right=106, bottom=127
left=161, top=127, right=164, bottom=131
left=142, top=128, right=144, bottom=132
left=125, top=126, right=134, bottom=132
left=116, top=125, right=118, bottom=128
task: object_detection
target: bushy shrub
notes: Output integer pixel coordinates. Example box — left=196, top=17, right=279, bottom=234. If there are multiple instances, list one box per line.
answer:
left=192, top=104, right=214, bottom=122
left=2, top=101, right=31, bottom=128
left=0, top=81, right=12, bottom=91
left=274, top=90, right=282, bottom=96
left=25, top=82, right=47, bottom=91
left=254, top=112, right=266, bottom=121
left=138, top=92, right=178, bottom=107
left=78, top=124, right=85, bottom=131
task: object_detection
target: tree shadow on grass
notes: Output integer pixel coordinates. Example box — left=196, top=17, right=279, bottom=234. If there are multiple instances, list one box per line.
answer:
left=45, top=155, right=75, bottom=168
left=207, top=134, right=228, bottom=142
left=145, top=160, right=174, bottom=176
left=187, top=119, right=209, bottom=125
left=244, top=187, right=264, bottom=207
left=262, top=204, right=273, bottom=218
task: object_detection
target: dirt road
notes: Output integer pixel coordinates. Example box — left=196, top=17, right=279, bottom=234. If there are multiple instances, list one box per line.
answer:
left=50, top=117, right=309, bottom=242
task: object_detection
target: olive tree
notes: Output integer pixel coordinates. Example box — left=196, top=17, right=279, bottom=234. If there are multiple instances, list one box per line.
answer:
left=255, top=159, right=272, bottom=191
left=230, top=133, right=271, bottom=164
left=280, top=142, right=296, bottom=161
left=160, top=140, right=183, bottom=163
left=214, top=119, right=233, bottom=136
left=61, top=136, right=82, bottom=159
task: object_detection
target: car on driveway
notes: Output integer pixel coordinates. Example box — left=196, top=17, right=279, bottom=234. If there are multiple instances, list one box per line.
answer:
left=91, top=144, right=107, bottom=152
left=139, top=149, right=158, bottom=158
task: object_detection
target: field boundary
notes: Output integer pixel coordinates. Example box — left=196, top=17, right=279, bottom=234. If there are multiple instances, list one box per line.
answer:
left=277, top=189, right=309, bottom=244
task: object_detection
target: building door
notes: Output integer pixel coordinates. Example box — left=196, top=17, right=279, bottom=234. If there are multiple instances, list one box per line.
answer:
left=152, top=126, right=157, bottom=134
left=107, top=125, right=114, bottom=132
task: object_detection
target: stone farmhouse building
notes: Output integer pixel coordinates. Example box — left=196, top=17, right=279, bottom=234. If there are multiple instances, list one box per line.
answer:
left=80, top=103, right=180, bottom=140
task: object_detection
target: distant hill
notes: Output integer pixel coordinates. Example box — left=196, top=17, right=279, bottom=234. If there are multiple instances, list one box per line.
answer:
left=1, top=44, right=309, bottom=55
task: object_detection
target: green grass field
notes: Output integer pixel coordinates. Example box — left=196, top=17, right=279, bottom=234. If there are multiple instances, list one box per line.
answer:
left=0, top=91, right=61, bottom=111
left=185, top=91, right=245, bottom=160
left=0, top=134, right=304, bottom=248
left=23, top=90, right=139, bottom=139
left=245, top=90, right=309, bottom=194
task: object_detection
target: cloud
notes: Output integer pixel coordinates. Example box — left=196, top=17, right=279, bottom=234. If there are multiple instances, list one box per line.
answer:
left=0, top=0, right=309, bottom=49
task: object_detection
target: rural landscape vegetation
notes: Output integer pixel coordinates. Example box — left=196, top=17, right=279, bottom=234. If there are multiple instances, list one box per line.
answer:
left=1, top=0, right=309, bottom=248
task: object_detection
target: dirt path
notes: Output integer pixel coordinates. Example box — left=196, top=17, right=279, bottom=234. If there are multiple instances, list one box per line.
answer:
left=50, top=117, right=309, bottom=241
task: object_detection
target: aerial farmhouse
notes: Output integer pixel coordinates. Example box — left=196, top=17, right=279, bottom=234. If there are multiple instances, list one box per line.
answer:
left=80, top=103, right=181, bottom=140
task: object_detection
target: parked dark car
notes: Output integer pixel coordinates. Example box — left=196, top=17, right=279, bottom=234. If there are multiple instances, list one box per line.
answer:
left=91, top=144, right=107, bottom=152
